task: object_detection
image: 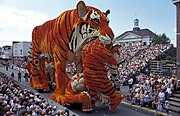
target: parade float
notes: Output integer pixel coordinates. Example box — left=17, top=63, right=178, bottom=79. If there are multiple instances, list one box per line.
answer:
left=27, top=1, right=125, bottom=111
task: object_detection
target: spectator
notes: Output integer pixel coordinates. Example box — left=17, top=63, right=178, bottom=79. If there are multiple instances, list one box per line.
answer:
left=139, top=91, right=145, bottom=107
left=24, top=72, right=29, bottom=82
left=6, top=66, right=8, bottom=71
left=157, top=99, right=163, bottom=112
left=158, top=90, right=165, bottom=101
left=164, top=101, right=170, bottom=116
left=128, top=77, right=133, bottom=90
left=18, top=71, right=21, bottom=82
left=11, top=72, right=14, bottom=78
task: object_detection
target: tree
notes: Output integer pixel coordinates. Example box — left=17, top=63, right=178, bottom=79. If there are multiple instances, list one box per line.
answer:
left=152, top=33, right=171, bottom=44
left=164, top=46, right=176, bottom=62
left=159, top=46, right=176, bottom=62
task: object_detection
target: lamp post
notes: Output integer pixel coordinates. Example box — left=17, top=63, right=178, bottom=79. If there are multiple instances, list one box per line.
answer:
left=173, top=0, right=180, bottom=80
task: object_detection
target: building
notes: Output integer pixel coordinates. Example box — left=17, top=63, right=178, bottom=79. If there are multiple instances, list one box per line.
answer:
left=12, top=41, right=31, bottom=62
left=0, top=45, right=12, bottom=59
left=115, top=19, right=156, bottom=47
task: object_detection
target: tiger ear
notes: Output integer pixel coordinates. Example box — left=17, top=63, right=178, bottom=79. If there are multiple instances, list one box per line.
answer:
left=105, top=9, right=110, bottom=16
left=77, top=1, right=87, bottom=20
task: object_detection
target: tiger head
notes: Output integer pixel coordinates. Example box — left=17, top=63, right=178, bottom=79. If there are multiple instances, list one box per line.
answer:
left=69, top=1, right=114, bottom=53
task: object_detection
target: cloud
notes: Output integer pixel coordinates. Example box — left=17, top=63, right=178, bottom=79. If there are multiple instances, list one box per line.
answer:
left=0, top=4, right=49, bottom=29
left=0, top=4, right=50, bottom=47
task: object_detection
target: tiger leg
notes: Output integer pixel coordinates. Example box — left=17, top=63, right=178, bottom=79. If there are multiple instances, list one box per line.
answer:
left=30, top=49, right=44, bottom=89
left=88, top=88, right=103, bottom=107
left=86, top=79, right=111, bottom=107
left=65, top=92, right=92, bottom=111
left=98, top=80, right=125, bottom=111
left=50, top=52, right=68, bottom=105
left=85, top=79, right=100, bottom=101
left=88, top=78, right=125, bottom=111
left=27, top=44, right=32, bottom=75
left=30, top=45, right=48, bottom=89
left=38, top=58, right=50, bottom=91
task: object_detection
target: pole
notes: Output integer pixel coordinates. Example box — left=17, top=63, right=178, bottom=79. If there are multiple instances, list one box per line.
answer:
left=173, top=0, right=180, bottom=80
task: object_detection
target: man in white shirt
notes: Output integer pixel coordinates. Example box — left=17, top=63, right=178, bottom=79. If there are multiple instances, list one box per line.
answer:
left=158, top=90, right=165, bottom=101
left=128, top=77, right=133, bottom=90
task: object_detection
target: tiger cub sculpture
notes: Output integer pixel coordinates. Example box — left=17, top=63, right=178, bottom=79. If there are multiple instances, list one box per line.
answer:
left=82, top=39, right=125, bottom=111
left=27, top=1, right=114, bottom=105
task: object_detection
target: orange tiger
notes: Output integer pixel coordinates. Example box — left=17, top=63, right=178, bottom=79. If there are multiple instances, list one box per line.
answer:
left=27, top=1, right=114, bottom=105
left=82, top=39, right=125, bottom=111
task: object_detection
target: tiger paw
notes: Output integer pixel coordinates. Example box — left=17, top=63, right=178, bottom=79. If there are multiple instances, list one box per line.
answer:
left=50, top=93, right=66, bottom=106
left=33, top=83, right=44, bottom=90
left=81, top=92, right=93, bottom=111
left=82, top=103, right=93, bottom=111
left=109, top=93, right=125, bottom=111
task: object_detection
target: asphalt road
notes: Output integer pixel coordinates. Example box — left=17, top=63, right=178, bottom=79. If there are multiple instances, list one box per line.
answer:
left=66, top=103, right=151, bottom=116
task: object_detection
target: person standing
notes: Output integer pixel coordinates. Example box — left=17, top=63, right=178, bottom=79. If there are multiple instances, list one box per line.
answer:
left=128, top=77, right=133, bottom=90
left=18, top=71, right=21, bottom=82
left=164, top=101, right=170, bottom=116
left=11, top=72, right=14, bottom=78
left=6, top=66, right=8, bottom=71
left=24, top=72, right=28, bottom=82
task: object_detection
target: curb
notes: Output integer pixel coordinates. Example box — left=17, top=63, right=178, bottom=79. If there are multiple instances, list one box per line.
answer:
left=121, top=101, right=168, bottom=116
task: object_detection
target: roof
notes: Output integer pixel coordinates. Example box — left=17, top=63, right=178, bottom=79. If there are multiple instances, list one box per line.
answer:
left=116, top=28, right=156, bottom=39
left=2, top=45, right=11, bottom=48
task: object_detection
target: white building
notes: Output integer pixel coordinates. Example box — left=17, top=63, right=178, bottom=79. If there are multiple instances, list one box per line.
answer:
left=12, top=41, right=31, bottom=61
left=1, top=45, right=12, bottom=59
left=115, top=19, right=156, bottom=47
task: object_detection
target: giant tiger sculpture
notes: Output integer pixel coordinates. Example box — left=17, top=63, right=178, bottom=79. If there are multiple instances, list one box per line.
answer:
left=27, top=1, right=124, bottom=111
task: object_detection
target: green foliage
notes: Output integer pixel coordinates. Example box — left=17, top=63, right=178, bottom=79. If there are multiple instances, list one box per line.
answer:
left=152, top=33, right=170, bottom=44
left=162, top=46, right=176, bottom=62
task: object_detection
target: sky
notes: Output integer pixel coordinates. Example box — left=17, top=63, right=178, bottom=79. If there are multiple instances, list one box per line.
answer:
left=0, top=0, right=177, bottom=47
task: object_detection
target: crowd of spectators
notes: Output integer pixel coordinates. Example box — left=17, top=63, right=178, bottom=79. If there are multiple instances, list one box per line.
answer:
left=118, top=44, right=172, bottom=84
left=128, top=73, right=177, bottom=113
left=116, top=43, right=174, bottom=114
left=0, top=72, right=72, bottom=116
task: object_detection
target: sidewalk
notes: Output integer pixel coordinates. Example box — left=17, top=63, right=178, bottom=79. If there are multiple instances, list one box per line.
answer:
left=0, top=64, right=79, bottom=116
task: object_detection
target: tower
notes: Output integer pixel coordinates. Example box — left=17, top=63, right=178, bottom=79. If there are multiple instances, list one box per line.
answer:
left=133, top=19, right=140, bottom=32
